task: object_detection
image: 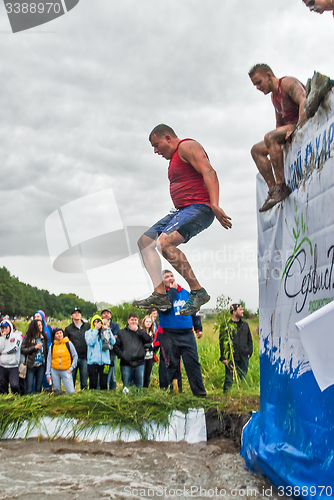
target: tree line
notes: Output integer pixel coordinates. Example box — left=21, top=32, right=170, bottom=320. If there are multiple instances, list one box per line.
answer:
left=0, top=267, right=96, bottom=319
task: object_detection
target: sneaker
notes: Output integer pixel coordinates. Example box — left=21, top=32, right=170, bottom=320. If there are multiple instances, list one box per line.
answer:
left=269, top=183, right=291, bottom=207
left=179, top=288, right=210, bottom=316
left=259, top=184, right=291, bottom=213
left=259, top=187, right=275, bottom=213
left=133, top=292, right=172, bottom=310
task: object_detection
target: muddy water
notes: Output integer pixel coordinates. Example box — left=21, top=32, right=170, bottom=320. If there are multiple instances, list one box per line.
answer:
left=0, top=438, right=287, bottom=500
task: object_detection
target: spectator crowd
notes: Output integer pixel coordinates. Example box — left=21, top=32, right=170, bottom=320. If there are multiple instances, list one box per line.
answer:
left=0, top=272, right=254, bottom=397
left=0, top=276, right=217, bottom=397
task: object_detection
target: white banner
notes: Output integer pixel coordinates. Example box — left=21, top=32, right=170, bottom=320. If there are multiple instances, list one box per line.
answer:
left=257, top=89, right=334, bottom=387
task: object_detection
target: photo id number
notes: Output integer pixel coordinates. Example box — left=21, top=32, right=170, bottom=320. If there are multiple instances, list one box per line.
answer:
left=5, top=2, right=62, bottom=14
left=278, top=486, right=333, bottom=497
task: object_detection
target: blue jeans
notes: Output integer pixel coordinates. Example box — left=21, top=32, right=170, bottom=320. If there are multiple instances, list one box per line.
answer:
left=26, top=364, right=45, bottom=394
left=107, top=352, right=117, bottom=390
left=72, top=357, right=88, bottom=390
left=144, top=204, right=215, bottom=244
left=121, top=364, right=145, bottom=388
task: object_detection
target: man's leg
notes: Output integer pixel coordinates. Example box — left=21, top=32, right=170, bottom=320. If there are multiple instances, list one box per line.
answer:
left=134, top=205, right=213, bottom=314
left=223, top=364, right=233, bottom=393
left=138, top=234, right=166, bottom=294
left=178, top=332, right=206, bottom=397
left=264, top=125, right=294, bottom=184
left=133, top=365, right=145, bottom=388
left=251, top=140, right=276, bottom=189
left=165, top=332, right=182, bottom=389
left=252, top=125, right=294, bottom=212
left=108, top=352, right=117, bottom=390
left=136, top=231, right=207, bottom=310
left=236, top=357, right=250, bottom=383
left=133, top=232, right=173, bottom=310
left=121, top=365, right=132, bottom=387
left=158, top=352, right=169, bottom=389
left=159, top=231, right=202, bottom=290
left=78, top=358, right=88, bottom=390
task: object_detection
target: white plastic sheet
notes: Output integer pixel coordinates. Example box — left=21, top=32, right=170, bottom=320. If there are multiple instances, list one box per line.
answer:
left=1, top=409, right=207, bottom=443
left=295, top=300, right=334, bottom=391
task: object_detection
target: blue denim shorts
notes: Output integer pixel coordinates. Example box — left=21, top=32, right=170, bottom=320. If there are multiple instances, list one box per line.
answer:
left=144, top=204, right=215, bottom=243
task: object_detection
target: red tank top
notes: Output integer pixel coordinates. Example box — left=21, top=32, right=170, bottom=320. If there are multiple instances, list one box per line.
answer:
left=271, top=77, right=302, bottom=125
left=168, top=139, right=211, bottom=209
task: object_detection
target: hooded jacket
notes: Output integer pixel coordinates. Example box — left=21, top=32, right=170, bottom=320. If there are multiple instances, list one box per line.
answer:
left=85, top=314, right=116, bottom=366
left=113, top=324, right=152, bottom=368
left=0, top=320, right=23, bottom=368
left=34, top=310, right=52, bottom=347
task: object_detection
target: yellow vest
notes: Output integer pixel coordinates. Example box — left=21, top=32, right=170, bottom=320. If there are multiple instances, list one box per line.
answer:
left=51, top=337, right=71, bottom=371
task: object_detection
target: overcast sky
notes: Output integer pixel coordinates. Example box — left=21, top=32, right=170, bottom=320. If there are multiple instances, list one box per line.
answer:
left=0, top=0, right=333, bottom=312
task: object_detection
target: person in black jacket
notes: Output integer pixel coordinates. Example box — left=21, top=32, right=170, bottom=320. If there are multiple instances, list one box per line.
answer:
left=113, top=313, right=152, bottom=388
left=64, top=308, right=90, bottom=390
left=219, top=303, right=253, bottom=393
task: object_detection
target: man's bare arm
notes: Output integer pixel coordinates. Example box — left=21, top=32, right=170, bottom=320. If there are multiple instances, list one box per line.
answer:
left=178, top=141, right=232, bottom=229
left=282, top=77, right=307, bottom=126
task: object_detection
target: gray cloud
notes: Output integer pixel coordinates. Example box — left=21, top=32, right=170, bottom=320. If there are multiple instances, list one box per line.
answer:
left=0, top=0, right=332, bottom=310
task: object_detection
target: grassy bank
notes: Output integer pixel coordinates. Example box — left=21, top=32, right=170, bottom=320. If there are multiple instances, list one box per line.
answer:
left=0, top=316, right=260, bottom=436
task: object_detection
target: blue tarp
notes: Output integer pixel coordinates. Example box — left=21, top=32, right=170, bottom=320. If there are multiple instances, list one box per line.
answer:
left=241, top=353, right=334, bottom=499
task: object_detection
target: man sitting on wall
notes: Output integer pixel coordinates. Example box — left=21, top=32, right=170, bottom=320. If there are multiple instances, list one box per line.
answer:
left=249, top=64, right=306, bottom=212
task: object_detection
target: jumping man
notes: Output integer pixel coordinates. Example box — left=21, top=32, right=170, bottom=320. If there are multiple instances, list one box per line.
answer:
left=133, top=124, right=232, bottom=316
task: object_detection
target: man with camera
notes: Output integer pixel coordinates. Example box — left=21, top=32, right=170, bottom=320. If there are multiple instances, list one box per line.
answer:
left=100, top=308, right=120, bottom=390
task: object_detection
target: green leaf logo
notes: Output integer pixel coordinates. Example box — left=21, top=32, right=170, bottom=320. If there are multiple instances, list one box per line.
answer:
left=282, top=199, right=313, bottom=279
